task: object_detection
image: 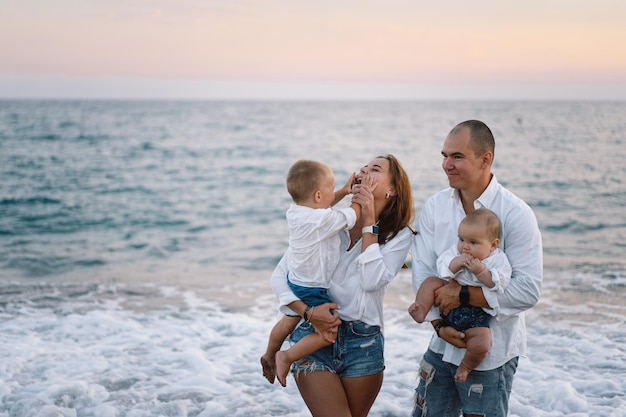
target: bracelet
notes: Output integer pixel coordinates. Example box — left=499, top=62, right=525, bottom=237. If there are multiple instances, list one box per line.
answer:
left=303, top=305, right=313, bottom=322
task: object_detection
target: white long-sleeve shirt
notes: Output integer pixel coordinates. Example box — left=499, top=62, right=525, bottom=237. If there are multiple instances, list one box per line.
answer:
left=271, top=226, right=413, bottom=329
left=286, top=204, right=357, bottom=289
left=437, top=245, right=512, bottom=316
left=412, top=175, right=543, bottom=370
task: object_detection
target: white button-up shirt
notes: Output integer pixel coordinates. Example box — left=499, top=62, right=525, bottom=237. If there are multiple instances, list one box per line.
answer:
left=286, top=204, right=357, bottom=289
left=272, top=226, right=413, bottom=329
left=412, top=175, right=543, bottom=370
left=437, top=245, right=512, bottom=315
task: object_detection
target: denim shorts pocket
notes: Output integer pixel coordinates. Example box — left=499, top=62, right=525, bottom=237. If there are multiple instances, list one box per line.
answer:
left=347, top=321, right=381, bottom=337
left=290, top=321, right=314, bottom=343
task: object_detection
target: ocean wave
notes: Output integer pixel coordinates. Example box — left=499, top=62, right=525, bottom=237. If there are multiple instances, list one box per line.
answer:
left=543, top=219, right=615, bottom=233
left=29, top=134, right=62, bottom=141
left=3, top=254, right=108, bottom=278
left=0, top=196, right=62, bottom=206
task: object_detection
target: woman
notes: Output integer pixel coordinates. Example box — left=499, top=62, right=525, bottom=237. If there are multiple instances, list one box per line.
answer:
left=270, top=154, right=414, bottom=417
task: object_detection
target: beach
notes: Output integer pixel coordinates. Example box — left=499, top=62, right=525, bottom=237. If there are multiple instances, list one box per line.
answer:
left=0, top=100, right=625, bottom=416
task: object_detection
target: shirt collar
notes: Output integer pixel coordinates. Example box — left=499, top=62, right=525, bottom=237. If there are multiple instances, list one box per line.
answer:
left=476, top=174, right=499, bottom=208
left=451, top=174, right=500, bottom=210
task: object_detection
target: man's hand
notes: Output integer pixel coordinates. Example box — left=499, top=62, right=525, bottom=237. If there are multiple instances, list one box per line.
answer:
left=439, top=325, right=466, bottom=348
left=309, top=303, right=341, bottom=343
left=434, top=279, right=461, bottom=316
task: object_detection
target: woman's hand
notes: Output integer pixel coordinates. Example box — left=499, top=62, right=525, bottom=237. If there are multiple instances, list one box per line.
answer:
left=351, top=175, right=378, bottom=223
left=309, top=303, right=341, bottom=343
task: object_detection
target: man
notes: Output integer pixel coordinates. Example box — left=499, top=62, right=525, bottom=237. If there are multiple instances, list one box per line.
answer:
left=411, top=120, right=543, bottom=417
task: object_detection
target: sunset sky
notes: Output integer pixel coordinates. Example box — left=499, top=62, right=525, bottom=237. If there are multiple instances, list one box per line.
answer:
left=1, top=0, right=625, bottom=100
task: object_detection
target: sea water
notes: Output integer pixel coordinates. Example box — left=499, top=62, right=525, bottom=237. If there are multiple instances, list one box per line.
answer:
left=0, top=100, right=624, bottom=416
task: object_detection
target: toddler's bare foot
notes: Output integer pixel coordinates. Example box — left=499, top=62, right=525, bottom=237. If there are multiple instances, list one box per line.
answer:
left=275, top=350, right=291, bottom=388
left=408, top=303, right=427, bottom=323
left=455, top=364, right=471, bottom=383
left=260, top=353, right=275, bottom=384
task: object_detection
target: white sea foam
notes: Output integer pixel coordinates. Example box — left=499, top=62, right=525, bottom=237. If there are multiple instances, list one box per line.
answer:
left=1, top=277, right=624, bottom=417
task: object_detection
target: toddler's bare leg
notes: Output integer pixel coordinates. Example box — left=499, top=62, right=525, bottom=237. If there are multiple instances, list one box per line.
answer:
left=261, top=316, right=299, bottom=384
left=455, top=327, right=491, bottom=383
left=275, top=331, right=331, bottom=387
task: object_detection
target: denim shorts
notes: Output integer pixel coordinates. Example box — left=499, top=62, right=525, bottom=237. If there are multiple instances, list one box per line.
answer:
left=412, top=349, right=518, bottom=417
left=287, top=280, right=333, bottom=306
left=289, top=319, right=385, bottom=378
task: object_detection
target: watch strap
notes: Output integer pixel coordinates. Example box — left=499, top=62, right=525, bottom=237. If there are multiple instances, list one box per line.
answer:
left=362, top=225, right=379, bottom=235
left=459, top=285, right=470, bottom=307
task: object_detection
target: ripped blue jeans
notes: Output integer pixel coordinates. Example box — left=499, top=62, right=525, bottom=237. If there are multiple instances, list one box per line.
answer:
left=412, top=349, right=518, bottom=417
left=289, top=319, right=384, bottom=378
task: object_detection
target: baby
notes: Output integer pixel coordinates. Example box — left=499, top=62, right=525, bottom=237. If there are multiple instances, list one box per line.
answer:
left=409, top=208, right=511, bottom=383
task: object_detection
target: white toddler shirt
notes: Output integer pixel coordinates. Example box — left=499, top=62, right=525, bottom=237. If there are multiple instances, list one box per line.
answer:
left=286, top=204, right=357, bottom=289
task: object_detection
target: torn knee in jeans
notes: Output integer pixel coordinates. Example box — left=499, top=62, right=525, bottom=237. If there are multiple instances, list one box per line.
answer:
left=419, top=358, right=435, bottom=383
left=412, top=392, right=426, bottom=417
left=462, top=385, right=486, bottom=417
left=412, top=359, right=435, bottom=416
left=466, top=383, right=484, bottom=397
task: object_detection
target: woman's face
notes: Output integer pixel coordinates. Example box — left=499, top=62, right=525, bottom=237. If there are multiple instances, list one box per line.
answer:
left=355, top=157, right=394, bottom=200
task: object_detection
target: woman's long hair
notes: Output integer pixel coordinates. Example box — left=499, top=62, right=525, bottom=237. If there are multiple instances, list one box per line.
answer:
left=375, top=154, right=414, bottom=244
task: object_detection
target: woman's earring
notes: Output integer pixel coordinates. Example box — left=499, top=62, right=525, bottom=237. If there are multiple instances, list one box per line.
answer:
left=385, top=191, right=390, bottom=199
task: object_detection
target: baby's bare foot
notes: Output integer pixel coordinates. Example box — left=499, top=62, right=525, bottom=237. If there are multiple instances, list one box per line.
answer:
left=275, top=351, right=291, bottom=388
left=260, top=354, right=276, bottom=384
left=408, top=303, right=427, bottom=323
left=455, top=364, right=471, bottom=384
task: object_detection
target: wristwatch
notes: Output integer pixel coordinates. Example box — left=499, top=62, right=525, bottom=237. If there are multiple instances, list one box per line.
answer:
left=433, top=320, right=448, bottom=337
left=362, top=225, right=379, bottom=235
left=459, top=285, right=470, bottom=307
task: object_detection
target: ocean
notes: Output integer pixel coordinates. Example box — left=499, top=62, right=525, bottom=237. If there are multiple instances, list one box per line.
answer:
left=0, top=100, right=624, bottom=416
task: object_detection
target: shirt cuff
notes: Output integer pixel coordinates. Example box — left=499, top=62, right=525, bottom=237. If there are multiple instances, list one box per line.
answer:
left=482, top=286, right=499, bottom=312
left=357, top=242, right=382, bottom=263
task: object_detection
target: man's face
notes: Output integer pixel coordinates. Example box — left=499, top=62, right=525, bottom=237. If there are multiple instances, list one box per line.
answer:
left=441, top=127, right=484, bottom=190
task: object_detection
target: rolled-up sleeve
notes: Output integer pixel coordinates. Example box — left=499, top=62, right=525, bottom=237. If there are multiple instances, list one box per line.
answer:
left=488, top=204, right=543, bottom=316
left=412, top=200, right=440, bottom=293
left=358, top=227, right=413, bottom=292
left=269, top=251, right=299, bottom=315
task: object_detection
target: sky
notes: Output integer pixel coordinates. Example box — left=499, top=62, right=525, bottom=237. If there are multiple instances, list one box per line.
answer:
left=1, top=0, right=625, bottom=100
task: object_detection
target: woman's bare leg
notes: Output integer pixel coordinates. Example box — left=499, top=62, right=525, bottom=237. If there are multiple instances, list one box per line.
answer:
left=294, top=371, right=352, bottom=417
left=343, top=372, right=384, bottom=417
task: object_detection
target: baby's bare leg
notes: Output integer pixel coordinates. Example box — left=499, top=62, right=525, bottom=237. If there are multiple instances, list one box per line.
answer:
left=409, top=277, right=446, bottom=323
left=455, top=327, right=491, bottom=383
left=261, top=316, right=299, bottom=384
